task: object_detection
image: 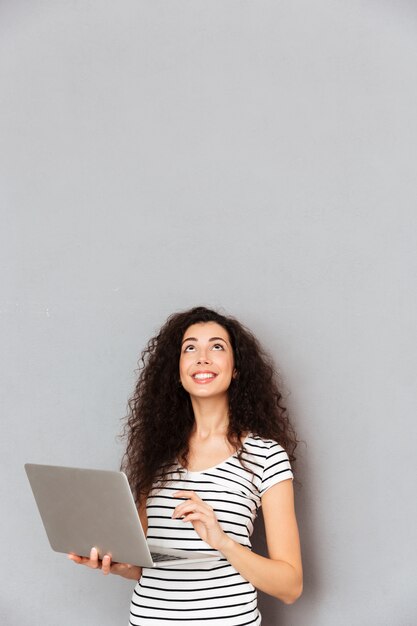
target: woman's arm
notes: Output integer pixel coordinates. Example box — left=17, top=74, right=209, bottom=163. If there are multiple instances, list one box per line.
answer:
left=172, top=480, right=303, bottom=604
left=220, top=479, right=303, bottom=603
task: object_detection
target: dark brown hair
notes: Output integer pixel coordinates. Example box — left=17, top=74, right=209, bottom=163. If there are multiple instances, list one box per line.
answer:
left=120, top=306, right=299, bottom=503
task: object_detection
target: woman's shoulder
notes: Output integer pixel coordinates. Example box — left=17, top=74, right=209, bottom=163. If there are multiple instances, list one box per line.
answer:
left=243, top=434, right=294, bottom=492
left=244, top=433, right=287, bottom=453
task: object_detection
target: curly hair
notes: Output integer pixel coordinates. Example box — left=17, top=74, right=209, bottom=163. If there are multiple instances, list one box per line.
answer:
left=120, top=306, right=299, bottom=504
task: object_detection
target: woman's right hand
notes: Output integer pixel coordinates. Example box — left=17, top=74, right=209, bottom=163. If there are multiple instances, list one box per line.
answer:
left=68, top=547, right=141, bottom=580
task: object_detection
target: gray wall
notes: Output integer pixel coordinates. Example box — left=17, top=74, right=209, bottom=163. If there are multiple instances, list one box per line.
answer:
left=1, top=1, right=416, bottom=625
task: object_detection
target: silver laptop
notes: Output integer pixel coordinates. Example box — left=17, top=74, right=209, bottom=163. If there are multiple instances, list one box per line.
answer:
left=25, top=463, right=221, bottom=568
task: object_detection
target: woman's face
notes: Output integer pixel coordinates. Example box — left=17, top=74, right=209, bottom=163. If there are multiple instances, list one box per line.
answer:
left=179, top=322, right=236, bottom=400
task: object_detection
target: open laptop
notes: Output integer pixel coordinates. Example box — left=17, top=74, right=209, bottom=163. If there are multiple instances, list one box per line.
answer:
left=25, top=463, right=221, bottom=568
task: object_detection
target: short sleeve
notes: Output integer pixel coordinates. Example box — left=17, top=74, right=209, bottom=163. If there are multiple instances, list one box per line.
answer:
left=259, top=442, right=294, bottom=497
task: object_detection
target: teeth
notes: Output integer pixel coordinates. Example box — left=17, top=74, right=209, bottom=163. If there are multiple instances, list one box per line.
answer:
left=194, top=373, right=215, bottom=380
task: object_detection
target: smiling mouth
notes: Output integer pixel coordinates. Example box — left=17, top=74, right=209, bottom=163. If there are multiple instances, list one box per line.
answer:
left=192, top=372, right=218, bottom=382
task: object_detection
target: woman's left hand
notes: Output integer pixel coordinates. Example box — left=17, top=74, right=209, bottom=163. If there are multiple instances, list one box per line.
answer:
left=172, top=491, right=232, bottom=553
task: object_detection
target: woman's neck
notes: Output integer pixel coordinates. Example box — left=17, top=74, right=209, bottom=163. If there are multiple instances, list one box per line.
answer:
left=189, top=395, right=230, bottom=439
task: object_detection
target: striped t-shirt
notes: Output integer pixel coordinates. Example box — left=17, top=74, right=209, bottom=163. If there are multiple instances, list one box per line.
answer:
left=129, top=435, right=293, bottom=626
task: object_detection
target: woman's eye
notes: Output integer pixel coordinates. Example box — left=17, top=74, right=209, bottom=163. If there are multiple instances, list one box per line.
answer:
left=184, top=345, right=195, bottom=352
left=211, top=344, right=224, bottom=350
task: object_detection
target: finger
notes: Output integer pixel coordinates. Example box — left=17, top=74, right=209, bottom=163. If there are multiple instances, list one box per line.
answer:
left=176, top=508, right=212, bottom=524
left=172, top=502, right=196, bottom=518
left=68, top=553, right=94, bottom=565
left=68, top=553, right=83, bottom=564
left=89, top=547, right=101, bottom=569
left=101, top=554, right=112, bottom=575
left=173, top=501, right=212, bottom=519
left=172, top=491, right=206, bottom=516
left=173, top=490, right=200, bottom=501
left=181, top=512, right=209, bottom=523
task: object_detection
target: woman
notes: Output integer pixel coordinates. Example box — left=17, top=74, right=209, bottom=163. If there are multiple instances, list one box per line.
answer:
left=69, top=306, right=303, bottom=624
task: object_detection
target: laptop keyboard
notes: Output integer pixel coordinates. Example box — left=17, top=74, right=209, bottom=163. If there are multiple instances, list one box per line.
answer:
left=151, top=552, right=187, bottom=562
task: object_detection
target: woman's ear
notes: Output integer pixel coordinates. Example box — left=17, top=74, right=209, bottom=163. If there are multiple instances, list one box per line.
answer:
left=232, top=368, right=238, bottom=379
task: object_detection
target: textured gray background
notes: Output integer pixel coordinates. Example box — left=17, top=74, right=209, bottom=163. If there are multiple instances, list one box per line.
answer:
left=1, top=1, right=416, bottom=625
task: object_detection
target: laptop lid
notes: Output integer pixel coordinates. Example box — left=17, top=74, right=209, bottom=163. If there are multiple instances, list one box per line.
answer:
left=24, top=463, right=220, bottom=568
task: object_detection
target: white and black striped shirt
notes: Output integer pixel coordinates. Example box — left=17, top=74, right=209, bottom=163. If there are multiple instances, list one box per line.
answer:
left=129, top=435, right=293, bottom=625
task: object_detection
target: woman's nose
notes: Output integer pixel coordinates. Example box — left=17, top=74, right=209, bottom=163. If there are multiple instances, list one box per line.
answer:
left=196, top=352, right=211, bottom=364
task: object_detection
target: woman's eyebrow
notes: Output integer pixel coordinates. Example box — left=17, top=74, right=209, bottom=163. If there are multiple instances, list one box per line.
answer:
left=182, top=337, right=198, bottom=345
left=181, top=336, right=228, bottom=345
